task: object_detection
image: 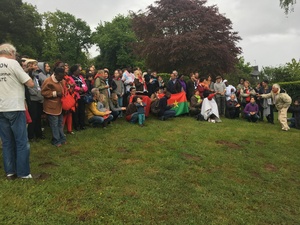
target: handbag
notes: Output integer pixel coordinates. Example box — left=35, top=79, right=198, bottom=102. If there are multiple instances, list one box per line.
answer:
left=61, top=91, right=76, bottom=111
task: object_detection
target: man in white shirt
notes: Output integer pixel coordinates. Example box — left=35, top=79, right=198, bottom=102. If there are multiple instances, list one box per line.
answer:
left=0, top=43, right=34, bottom=179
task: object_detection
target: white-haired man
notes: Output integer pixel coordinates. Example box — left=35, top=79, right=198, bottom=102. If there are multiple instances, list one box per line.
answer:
left=258, top=84, right=292, bottom=131
left=0, top=43, right=34, bottom=179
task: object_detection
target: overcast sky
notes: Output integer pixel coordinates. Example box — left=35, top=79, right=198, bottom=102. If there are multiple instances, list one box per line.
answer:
left=24, top=0, right=300, bottom=68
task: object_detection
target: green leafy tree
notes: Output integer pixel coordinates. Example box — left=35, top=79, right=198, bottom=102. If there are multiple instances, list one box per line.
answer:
left=0, top=0, right=43, bottom=58
left=261, top=59, right=300, bottom=83
left=92, top=15, right=141, bottom=70
left=225, top=57, right=253, bottom=84
left=131, top=0, right=241, bottom=75
left=42, top=10, right=91, bottom=66
left=280, top=0, right=297, bottom=14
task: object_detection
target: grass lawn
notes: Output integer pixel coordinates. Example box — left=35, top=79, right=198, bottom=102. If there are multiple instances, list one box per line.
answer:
left=0, top=114, right=299, bottom=224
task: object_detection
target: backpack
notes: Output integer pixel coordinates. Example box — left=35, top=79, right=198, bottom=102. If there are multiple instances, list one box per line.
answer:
left=150, top=99, right=160, bottom=115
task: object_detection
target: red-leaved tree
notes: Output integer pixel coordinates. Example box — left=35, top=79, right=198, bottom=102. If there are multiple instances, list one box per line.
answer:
left=132, top=0, right=242, bottom=77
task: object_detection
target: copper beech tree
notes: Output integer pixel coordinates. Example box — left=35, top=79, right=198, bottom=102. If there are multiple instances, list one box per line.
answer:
left=132, top=0, right=242, bottom=76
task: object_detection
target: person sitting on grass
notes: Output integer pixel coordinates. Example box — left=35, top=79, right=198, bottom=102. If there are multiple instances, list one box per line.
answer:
left=86, top=88, right=113, bottom=128
left=288, top=98, right=300, bottom=129
left=226, top=94, right=240, bottom=119
left=109, top=93, right=126, bottom=121
left=189, top=90, right=203, bottom=120
left=201, top=91, right=221, bottom=123
left=157, top=91, right=176, bottom=121
left=135, top=96, right=147, bottom=127
left=125, top=95, right=139, bottom=124
left=243, top=97, right=259, bottom=122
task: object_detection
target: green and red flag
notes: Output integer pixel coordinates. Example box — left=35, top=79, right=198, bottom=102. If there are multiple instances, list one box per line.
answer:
left=168, top=92, right=189, bottom=116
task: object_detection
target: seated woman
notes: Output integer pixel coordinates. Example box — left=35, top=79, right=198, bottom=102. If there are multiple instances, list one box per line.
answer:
left=157, top=91, right=176, bottom=121
left=109, top=93, right=126, bottom=121
left=189, top=90, right=203, bottom=120
left=243, top=97, right=260, bottom=122
left=86, top=88, right=113, bottom=128
left=201, top=92, right=221, bottom=123
left=226, top=94, right=240, bottom=119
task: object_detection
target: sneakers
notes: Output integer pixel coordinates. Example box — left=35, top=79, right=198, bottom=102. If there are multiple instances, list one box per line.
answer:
left=20, top=174, right=33, bottom=179
left=6, top=174, right=17, bottom=180
left=67, top=131, right=75, bottom=135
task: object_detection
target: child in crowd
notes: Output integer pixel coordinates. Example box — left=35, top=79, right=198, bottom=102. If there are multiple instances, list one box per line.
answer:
left=135, top=97, right=146, bottom=127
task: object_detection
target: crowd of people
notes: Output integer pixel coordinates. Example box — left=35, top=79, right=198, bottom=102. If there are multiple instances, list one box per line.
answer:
left=0, top=43, right=299, bottom=179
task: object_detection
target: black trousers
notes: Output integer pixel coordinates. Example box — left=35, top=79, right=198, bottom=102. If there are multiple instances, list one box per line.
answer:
left=27, top=101, right=43, bottom=139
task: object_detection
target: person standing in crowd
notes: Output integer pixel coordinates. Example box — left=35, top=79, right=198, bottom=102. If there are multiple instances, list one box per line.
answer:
left=145, top=70, right=159, bottom=97
left=257, top=80, right=274, bottom=124
left=63, top=68, right=77, bottom=135
left=240, top=80, right=256, bottom=115
left=167, top=72, right=182, bottom=94
left=71, top=64, right=88, bottom=131
left=111, top=69, right=124, bottom=117
left=122, top=67, right=135, bottom=106
left=236, top=78, right=245, bottom=100
left=186, top=72, right=197, bottom=101
left=214, top=76, right=226, bottom=116
left=243, top=97, right=260, bottom=122
left=37, top=62, right=51, bottom=84
left=258, top=84, right=292, bottom=131
left=0, top=43, right=34, bottom=179
left=134, top=69, right=147, bottom=94
left=25, top=59, right=44, bottom=141
left=203, top=74, right=214, bottom=93
left=224, top=79, right=236, bottom=101
left=41, top=67, right=66, bottom=147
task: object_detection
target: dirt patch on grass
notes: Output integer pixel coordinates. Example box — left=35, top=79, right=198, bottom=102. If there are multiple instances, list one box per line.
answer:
left=77, top=210, right=97, bottom=222
left=239, top=139, right=250, bottom=145
left=181, top=153, right=202, bottom=161
left=255, top=141, right=265, bottom=146
left=122, top=158, right=142, bottom=165
left=216, top=140, right=242, bottom=149
left=117, top=148, right=129, bottom=153
left=37, top=172, right=51, bottom=180
left=251, top=171, right=261, bottom=178
left=264, top=164, right=278, bottom=172
left=38, top=161, right=58, bottom=168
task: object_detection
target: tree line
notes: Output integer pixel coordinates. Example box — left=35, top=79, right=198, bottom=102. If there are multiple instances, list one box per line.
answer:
left=0, top=0, right=298, bottom=83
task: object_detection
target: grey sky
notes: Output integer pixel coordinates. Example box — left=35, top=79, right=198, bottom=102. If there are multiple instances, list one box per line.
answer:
left=24, top=0, right=300, bottom=68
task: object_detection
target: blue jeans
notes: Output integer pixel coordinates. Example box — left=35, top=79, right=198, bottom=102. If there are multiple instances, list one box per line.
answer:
left=163, top=110, right=176, bottom=120
left=47, top=114, right=66, bottom=146
left=138, top=114, right=145, bottom=125
left=130, top=112, right=139, bottom=123
left=88, top=115, right=113, bottom=127
left=0, top=111, right=30, bottom=177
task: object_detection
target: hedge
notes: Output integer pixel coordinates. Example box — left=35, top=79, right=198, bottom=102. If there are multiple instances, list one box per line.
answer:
left=278, top=81, right=300, bottom=100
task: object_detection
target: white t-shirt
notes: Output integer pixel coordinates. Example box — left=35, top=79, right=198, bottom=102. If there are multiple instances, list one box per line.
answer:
left=0, top=57, right=31, bottom=111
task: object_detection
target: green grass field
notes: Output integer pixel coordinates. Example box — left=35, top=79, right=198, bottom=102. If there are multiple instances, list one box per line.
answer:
left=0, top=115, right=299, bottom=224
